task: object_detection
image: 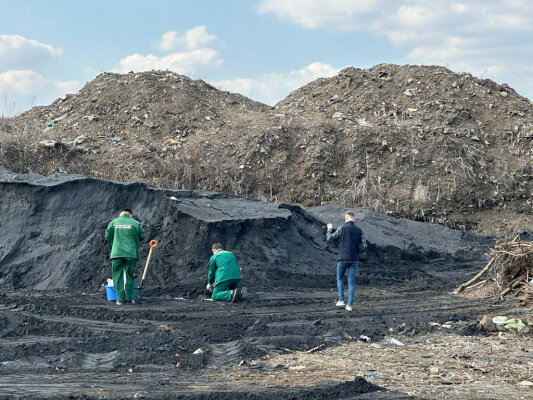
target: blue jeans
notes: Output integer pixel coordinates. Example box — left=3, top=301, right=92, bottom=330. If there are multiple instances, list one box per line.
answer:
left=337, top=261, right=358, bottom=307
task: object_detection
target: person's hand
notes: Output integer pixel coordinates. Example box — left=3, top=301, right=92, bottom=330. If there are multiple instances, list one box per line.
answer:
left=206, top=283, right=212, bottom=292
left=327, top=223, right=333, bottom=230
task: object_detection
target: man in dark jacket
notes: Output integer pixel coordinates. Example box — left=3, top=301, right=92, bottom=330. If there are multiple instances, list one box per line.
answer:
left=326, top=211, right=367, bottom=311
left=105, top=209, right=145, bottom=305
left=207, top=243, right=247, bottom=302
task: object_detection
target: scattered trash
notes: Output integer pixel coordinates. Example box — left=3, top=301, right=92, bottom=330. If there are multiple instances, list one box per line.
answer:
left=403, top=88, right=415, bottom=96
left=357, top=370, right=383, bottom=380
left=45, top=121, right=54, bottom=127
left=111, top=136, right=121, bottom=142
left=71, top=135, right=88, bottom=145
left=289, top=365, right=306, bottom=370
left=492, top=316, right=527, bottom=332
left=192, top=348, right=204, bottom=355
left=306, top=344, right=325, bottom=354
left=388, top=337, right=405, bottom=347
left=429, top=366, right=439, bottom=375
left=498, top=331, right=512, bottom=340
left=39, top=140, right=57, bottom=148
left=367, top=372, right=382, bottom=380
left=169, top=196, right=179, bottom=201
left=356, top=118, right=372, bottom=127
left=360, top=335, right=371, bottom=342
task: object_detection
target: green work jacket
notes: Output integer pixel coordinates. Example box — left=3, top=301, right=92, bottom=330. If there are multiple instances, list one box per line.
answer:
left=105, top=215, right=145, bottom=259
left=208, top=250, right=241, bottom=286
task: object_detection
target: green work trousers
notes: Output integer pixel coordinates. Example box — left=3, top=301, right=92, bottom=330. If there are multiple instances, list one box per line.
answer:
left=111, top=258, right=137, bottom=301
left=212, top=278, right=241, bottom=302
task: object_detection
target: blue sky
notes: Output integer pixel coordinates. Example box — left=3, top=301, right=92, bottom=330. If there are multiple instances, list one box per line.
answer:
left=1, top=0, right=532, bottom=115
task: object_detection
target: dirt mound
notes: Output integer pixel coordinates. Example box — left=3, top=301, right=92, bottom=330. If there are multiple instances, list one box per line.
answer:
left=0, top=168, right=495, bottom=292
left=1, top=65, right=532, bottom=234
left=276, top=64, right=532, bottom=232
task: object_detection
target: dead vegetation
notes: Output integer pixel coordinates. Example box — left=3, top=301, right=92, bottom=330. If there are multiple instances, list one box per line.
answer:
left=203, top=332, right=533, bottom=400
left=457, top=235, right=533, bottom=303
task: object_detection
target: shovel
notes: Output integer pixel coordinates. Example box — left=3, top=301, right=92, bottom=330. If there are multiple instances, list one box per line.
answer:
left=139, top=239, right=158, bottom=291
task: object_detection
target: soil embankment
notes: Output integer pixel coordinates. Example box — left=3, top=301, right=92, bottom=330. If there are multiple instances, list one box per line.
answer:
left=0, top=167, right=491, bottom=292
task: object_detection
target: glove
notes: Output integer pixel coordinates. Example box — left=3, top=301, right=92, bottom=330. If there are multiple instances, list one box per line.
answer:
left=206, top=283, right=212, bottom=292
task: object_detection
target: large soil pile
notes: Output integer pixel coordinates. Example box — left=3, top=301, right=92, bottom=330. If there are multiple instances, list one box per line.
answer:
left=0, top=167, right=491, bottom=292
left=1, top=64, right=531, bottom=233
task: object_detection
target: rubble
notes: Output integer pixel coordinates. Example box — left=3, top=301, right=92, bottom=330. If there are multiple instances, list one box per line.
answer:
left=1, top=64, right=532, bottom=234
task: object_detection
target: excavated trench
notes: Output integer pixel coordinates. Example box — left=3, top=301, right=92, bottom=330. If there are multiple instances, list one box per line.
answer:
left=0, top=167, right=517, bottom=399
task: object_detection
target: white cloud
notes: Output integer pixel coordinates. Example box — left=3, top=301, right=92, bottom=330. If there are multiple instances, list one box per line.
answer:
left=0, top=34, right=63, bottom=69
left=257, top=0, right=533, bottom=99
left=215, top=62, right=339, bottom=105
left=0, top=69, right=78, bottom=116
left=114, top=48, right=222, bottom=74
left=257, top=0, right=385, bottom=30
left=158, top=26, right=216, bottom=51
left=114, top=26, right=222, bottom=75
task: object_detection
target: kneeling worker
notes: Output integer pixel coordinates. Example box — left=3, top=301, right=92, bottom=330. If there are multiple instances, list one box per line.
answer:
left=207, top=243, right=247, bottom=302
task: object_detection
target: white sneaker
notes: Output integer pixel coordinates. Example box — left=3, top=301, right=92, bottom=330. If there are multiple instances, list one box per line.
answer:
left=345, top=305, right=353, bottom=311
left=336, top=300, right=345, bottom=307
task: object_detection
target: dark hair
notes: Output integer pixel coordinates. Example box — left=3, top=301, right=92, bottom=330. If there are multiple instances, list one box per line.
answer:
left=123, top=208, right=133, bottom=214
left=345, top=211, right=355, bottom=218
left=211, top=243, right=223, bottom=251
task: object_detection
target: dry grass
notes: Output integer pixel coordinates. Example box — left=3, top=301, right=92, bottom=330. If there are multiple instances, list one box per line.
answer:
left=201, top=333, right=533, bottom=399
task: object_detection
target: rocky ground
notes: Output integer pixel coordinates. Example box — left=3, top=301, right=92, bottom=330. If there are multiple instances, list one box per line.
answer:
left=1, top=64, right=531, bottom=234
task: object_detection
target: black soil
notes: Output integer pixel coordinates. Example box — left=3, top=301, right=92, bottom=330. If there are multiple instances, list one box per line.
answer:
left=0, top=168, right=519, bottom=399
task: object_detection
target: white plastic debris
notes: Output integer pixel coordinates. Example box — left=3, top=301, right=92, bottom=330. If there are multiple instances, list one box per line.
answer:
left=356, top=118, right=372, bottom=127
left=388, top=337, right=405, bottom=347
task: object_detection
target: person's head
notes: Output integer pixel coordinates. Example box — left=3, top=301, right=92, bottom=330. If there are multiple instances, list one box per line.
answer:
left=120, top=208, right=133, bottom=217
left=211, top=243, right=223, bottom=254
left=344, top=211, right=356, bottom=222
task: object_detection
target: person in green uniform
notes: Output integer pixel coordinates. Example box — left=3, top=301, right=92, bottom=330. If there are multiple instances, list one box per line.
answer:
left=105, top=208, right=145, bottom=305
left=207, top=243, right=247, bottom=302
